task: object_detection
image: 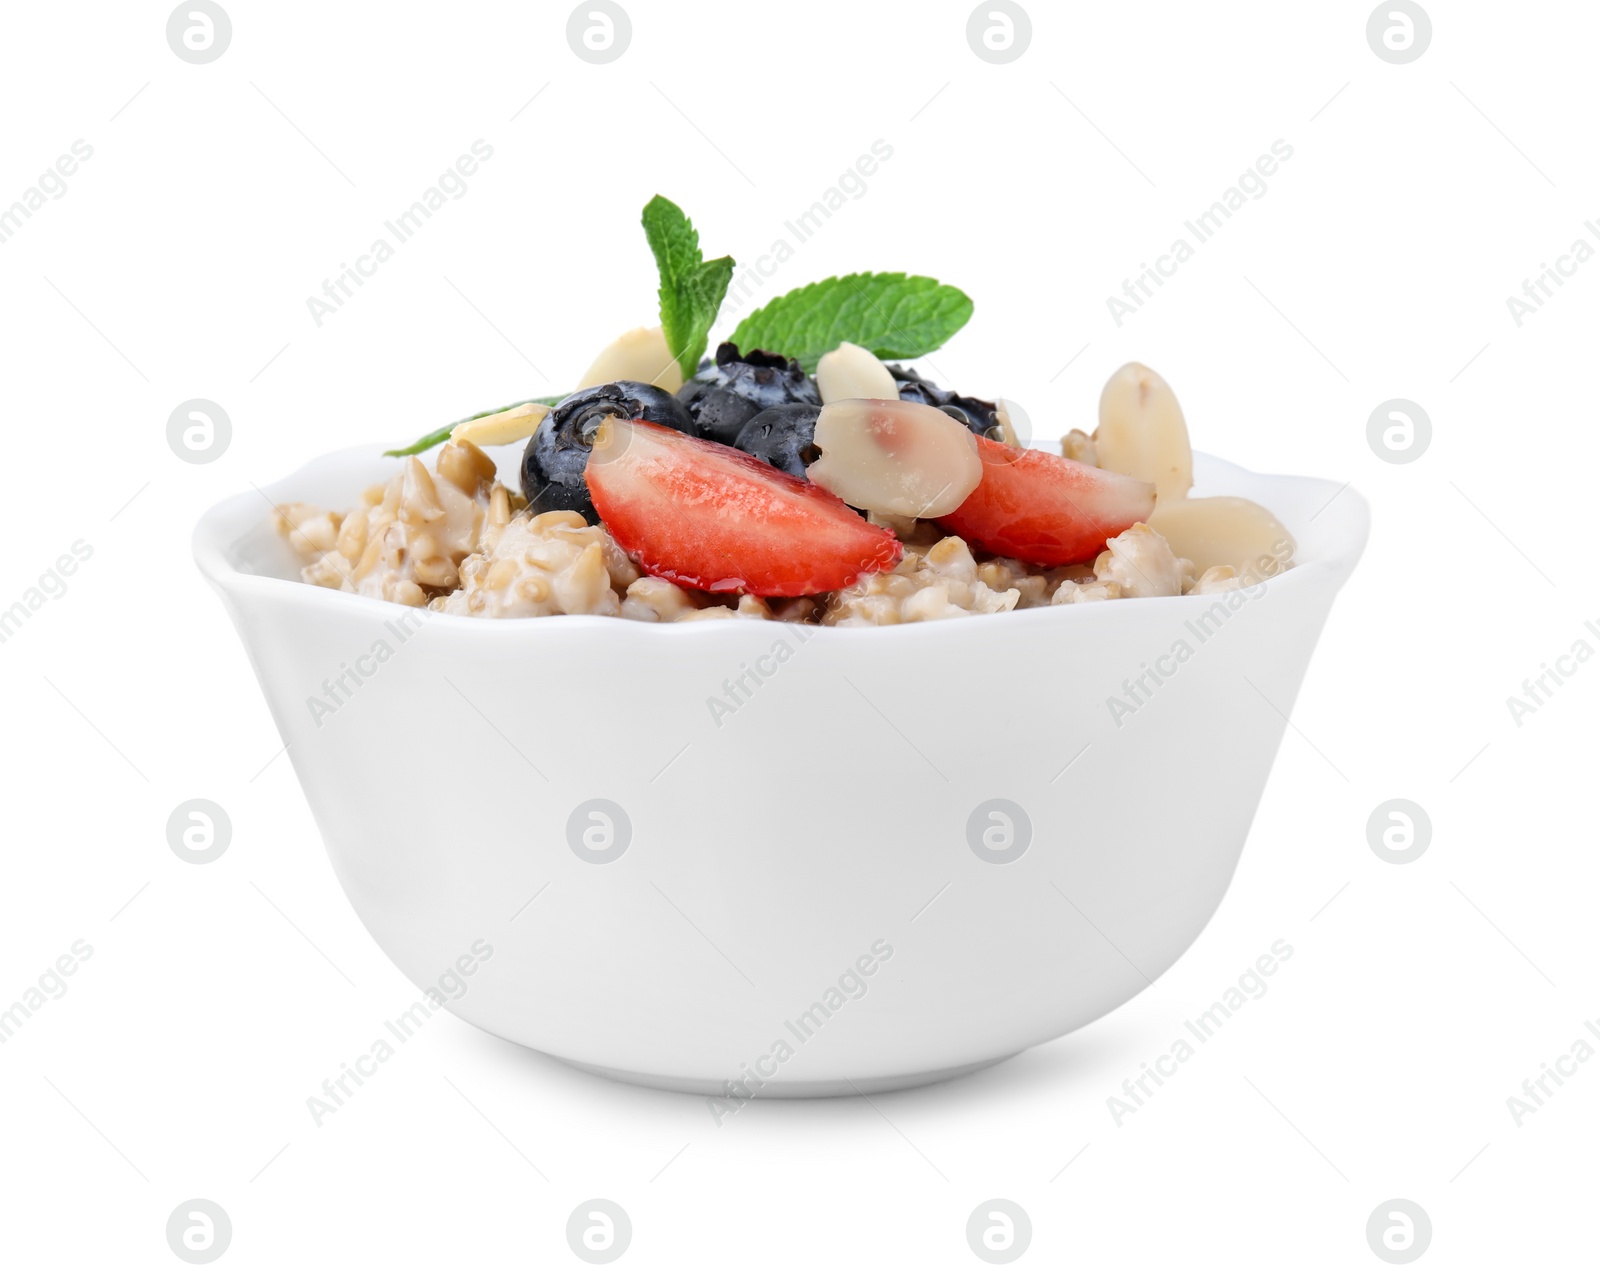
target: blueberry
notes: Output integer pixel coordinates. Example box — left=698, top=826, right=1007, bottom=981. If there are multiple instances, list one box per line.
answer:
left=522, top=381, right=697, bottom=522
left=678, top=343, right=821, bottom=445
left=887, top=365, right=998, bottom=437
left=733, top=403, right=822, bottom=478
left=887, top=364, right=945, bottom=408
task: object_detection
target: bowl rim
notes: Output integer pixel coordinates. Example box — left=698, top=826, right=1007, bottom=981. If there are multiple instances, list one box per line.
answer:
left=193, top=443, right=1370, bottom=636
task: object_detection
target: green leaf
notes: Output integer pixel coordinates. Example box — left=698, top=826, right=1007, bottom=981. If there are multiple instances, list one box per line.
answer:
left=384, top=395, right=566, bottom=457
left=680, top=253, right=734, bottom=375
left=730, top=273, right=973, bottom=370
left=641, top=195, right=734, bottom=379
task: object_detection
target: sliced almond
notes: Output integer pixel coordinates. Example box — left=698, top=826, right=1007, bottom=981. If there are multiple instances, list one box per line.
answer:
left=576, top=325, right=683, bottom=393
left=816, top=341, right=898, bottom=404
left=1096, top=362, right=1193, bottom=501
left=808, top=399, right=982, bottom=518
left=451, top=401, right=550, bottom=448
left=1146, top=495, right=1295, bottom=580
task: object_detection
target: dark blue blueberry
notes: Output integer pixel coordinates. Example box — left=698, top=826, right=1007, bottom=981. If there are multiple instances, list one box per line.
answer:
left=887, top=364, right=998, bottom=437
left=678, top=343, right=821, bottom=445
left=521, top=381, right=697, bottom=523
left=733, top=403, right=823, bottom=479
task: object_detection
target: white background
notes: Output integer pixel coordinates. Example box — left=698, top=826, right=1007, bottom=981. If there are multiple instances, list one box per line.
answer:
left=2, top=1, right=1595, bottom=1261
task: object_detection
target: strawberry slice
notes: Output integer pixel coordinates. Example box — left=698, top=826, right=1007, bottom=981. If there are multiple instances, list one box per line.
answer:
left=586, top=417, right=902, bottom=596
left=937, top=438, right=1157, bottom=566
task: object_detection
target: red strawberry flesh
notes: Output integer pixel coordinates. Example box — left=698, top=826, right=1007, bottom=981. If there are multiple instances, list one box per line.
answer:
left=937, top=438, right=1157, bottom=566
left=585, top=417, right=902, bottom=597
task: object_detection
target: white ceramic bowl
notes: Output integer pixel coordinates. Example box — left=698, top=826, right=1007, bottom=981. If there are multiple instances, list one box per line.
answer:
left=194, top=446, right=1367, bottom=1097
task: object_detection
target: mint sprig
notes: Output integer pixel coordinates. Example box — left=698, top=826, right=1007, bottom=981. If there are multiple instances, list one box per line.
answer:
left=642, top=195, right=734, bottom=380
left=730, top=273, right=973, bottom=371
left=382, top=203, right=974, bottom=460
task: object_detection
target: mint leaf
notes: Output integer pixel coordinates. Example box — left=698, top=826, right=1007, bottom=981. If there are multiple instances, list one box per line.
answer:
left=681, top=254, right=734, bottom=364
left=730, top=273, right=973, bottom=370
left=384, top=395, right=566, bottom=457
left=641, top=195, right=733, bottom=379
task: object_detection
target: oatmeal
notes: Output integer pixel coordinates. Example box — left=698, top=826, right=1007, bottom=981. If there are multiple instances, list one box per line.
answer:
left=276, top=420, right=1287, bottom=623
left=1053, top=579, right=1122, bottom=604
left=1092, top=522, right=1191, bottom=599
left=1188, top=565, right=1248, bottom=596
left=620, top=579, right=815, bottom=624
left=278, top=442, right=498, bottom=607
left=437, top=509, right=638, bottom=618
left=275, top=428, right=1288, bottom=623
left=1061, top=428, right=1099, bottom=466
left=825, top=536, right=1020, bottom=626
